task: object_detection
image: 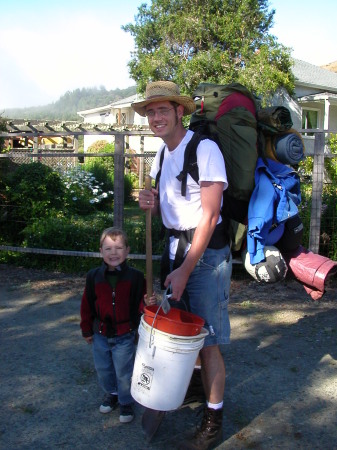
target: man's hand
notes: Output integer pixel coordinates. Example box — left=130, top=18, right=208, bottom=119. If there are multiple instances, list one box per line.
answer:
left=164, top=266, right=190, bottom=302
left=138, top=187, right=158, bottom=211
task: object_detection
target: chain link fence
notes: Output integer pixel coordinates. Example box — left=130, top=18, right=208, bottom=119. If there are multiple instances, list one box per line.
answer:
left=0, top=130, right=336, bottom=275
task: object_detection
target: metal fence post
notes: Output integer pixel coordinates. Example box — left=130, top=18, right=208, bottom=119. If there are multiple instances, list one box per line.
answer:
left=114, top=133, right=125, bottom=228
left=309, top=132, right=325, bottom=253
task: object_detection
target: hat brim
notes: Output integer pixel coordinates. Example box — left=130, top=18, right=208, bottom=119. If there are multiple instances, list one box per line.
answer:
left=131, top=95, right=196, bottom=117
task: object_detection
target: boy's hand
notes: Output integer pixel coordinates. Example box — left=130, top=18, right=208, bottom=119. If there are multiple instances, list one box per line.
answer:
left=84, top=336, right=93, bottom=344
left=144, top=293, right=157, bottom=306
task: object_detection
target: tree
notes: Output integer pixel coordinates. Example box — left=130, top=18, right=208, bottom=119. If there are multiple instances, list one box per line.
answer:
left=122, top=0, right=295, bottom=102
left=0, top=115, right=7, bottom=152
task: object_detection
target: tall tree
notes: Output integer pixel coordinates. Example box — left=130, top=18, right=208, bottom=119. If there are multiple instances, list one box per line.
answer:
left=122, top=0, right=294, bottom=101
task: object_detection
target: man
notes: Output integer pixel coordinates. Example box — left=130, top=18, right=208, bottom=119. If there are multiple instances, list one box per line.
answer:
left=132, top=81, right=232, bottom=450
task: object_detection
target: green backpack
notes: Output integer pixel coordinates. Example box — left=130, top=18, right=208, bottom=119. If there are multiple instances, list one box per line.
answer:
left=155, top=83, right=259, bottom=253
left=188, top=82, right=259, bottom=223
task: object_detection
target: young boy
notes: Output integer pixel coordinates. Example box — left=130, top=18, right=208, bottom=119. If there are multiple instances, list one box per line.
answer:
left=80, top=227, right=156, bottom=423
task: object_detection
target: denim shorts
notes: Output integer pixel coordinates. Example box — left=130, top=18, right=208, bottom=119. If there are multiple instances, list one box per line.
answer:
left=172, top=245, right=232, bottom=347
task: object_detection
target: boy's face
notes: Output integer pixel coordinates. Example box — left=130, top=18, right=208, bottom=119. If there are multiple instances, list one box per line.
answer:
left=100, top=235, right=129, bottom=270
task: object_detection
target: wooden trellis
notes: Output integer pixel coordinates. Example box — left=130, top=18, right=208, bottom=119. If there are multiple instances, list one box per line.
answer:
left=0, top=120, right=155, bottom=229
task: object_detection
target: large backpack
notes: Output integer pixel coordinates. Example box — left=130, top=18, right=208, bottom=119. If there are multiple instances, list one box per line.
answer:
left=189, top=82, right=259, bottom=217
left=155, top=82, right=259, bottom=253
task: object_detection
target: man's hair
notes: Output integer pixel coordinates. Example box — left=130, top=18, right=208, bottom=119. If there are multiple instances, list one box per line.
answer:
left=100, top=227, right=129, bottom=248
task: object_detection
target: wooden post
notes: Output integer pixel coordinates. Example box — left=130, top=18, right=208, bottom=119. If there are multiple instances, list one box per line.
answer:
left=125, top=135, right=130, bottom=174
left=33, top=136, right=38, bottom=162
left=114, top=133, right=125, bottom=228
left=309, top=132, right=325, bottom=253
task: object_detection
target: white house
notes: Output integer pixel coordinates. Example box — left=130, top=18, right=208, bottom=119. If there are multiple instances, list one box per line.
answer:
left=77, top=94, right=162, bottom=152
left=271, top=59, right=337, bottom=154
left=77, top=59, right=337, bottom=155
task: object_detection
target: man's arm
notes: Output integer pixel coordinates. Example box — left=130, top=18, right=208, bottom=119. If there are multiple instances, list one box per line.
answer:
left=165, top=180, right=224, bottom=301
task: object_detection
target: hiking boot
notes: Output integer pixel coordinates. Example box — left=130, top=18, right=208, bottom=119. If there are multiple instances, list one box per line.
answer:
left=119, top=403, right=134, bottom=423
left=99, top=393, right=118, bottom=414
left=183, top=369, right=206, bottom=405
left=179, top=407, right=223, bottom=450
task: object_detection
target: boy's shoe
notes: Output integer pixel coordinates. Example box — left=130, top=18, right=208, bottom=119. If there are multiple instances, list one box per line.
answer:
left=119, top=403, right=134, bottom=423
left=99, top=393, right=118, bottom=414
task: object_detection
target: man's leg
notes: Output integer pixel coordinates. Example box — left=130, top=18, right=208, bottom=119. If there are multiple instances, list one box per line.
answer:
left=200, top=345, right=225, bottom=403
left=179, top=246, right=231, bottom=449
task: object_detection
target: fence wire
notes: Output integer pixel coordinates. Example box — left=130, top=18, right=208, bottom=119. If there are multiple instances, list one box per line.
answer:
left=0, top=146, right=336, bottom=272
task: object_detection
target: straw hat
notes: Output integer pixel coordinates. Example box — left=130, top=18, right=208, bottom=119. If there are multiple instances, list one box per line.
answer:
left=131, top=81, right=196, bottom=117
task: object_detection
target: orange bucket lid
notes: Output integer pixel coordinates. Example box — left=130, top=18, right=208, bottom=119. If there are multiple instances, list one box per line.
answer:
left=143, top=305, right=205, bottom=336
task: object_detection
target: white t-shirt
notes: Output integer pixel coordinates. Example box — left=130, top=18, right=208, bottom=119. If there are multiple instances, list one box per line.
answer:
left=150, top=130, right=228, bottom=258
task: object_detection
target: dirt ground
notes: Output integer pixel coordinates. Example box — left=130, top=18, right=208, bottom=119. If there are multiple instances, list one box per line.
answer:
left=0, top=263, right=336, bottom=450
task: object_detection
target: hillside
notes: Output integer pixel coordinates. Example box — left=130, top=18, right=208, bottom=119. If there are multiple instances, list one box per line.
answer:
left=322, top=61, right=337, bottom=73
left=2, top=86, right=137, bottom=122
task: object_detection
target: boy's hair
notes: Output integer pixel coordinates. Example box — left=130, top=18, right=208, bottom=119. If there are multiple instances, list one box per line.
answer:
left=100, top=227, right=129, bottom=248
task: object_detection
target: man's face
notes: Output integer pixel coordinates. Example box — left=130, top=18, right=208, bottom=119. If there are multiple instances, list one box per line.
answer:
left=145, top=101, right=183, bottom=139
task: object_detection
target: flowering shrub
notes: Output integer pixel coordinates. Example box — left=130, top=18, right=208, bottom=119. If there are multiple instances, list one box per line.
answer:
left=59, top=166, right=113, bottom=214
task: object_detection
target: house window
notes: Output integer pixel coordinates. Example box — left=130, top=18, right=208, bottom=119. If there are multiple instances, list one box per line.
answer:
left=100, top=112, right=109, bottom=124
left=115, top=112, right=127, bottom=125
left=302, top=109, right=319, bottom=136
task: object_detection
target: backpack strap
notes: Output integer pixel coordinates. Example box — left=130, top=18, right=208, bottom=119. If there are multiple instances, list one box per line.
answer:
left=154, top=144, right=166, bottom=190
left=176, top=132, right=207, bottom=197
left=155, top=133, right=207, bottom=197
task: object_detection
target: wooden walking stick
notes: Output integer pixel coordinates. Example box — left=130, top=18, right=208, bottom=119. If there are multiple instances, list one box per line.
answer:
left=142, top=175, right=166, bottom=441
left=145, top=175, right=153, bottom=298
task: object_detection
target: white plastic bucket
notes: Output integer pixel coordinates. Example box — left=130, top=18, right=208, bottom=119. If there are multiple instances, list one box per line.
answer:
left=131, top=316, right=208, bottom=411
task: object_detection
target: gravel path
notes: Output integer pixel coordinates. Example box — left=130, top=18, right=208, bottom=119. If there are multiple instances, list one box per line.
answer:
left=0, top=264, right=336, bottom=449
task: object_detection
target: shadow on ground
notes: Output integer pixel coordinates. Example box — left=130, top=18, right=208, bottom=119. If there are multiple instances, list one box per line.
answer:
left=0, top=265, right=336, bottom=449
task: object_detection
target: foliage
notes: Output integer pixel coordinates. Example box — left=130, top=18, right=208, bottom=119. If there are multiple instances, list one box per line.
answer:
left=327, top=133, right=337, bottom=153
left=84, top=140, right=115, bottom=174
left=122, top=0, right=295, bottom=101
left=299, top=135, right=337, bottom=186
left=3, top=86, right=137, bottom=121
left=86, top=139, right=114, bottom=154
left=326, top=133, right=337, bottom=184
left=0, top=115, right=7, bottom=152
left=15, top=206, right=165, bottom=274
left=320, top=185, right=337, bottom=260
left=298, top=156, right=313, bottom=182
left=82, top=139, right=134, bottom=202
left=300, top=183, right=337, bottom=260
left=59, top=166, right=114, bottom=215
left=22, top=212, right=114, bottom=252
left=4, top=162, right=65, bottom=224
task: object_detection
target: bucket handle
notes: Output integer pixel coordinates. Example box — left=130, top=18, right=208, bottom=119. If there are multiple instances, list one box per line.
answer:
left=148, top=286, right=172, bottom=349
